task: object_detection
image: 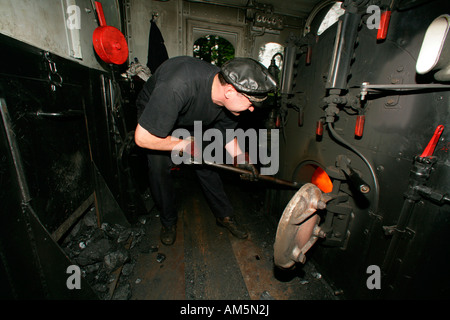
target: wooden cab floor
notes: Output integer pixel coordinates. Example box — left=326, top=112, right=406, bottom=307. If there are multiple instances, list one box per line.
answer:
left=128, top=166, right=337, bottom=300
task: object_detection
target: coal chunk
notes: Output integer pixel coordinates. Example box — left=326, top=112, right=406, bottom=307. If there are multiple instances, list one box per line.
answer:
left=156, top=253, right=166, bottom=263
left=61, top=207, right=143, bottom=300
left=104, top=248, right=130, bottom=271
left=112, top=282, right=132, bottom=300
left=75, top=238, right=112, bottom=266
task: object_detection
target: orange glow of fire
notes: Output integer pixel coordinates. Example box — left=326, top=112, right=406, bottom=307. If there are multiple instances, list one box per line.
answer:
left=311, top=167, right=333, bottom=193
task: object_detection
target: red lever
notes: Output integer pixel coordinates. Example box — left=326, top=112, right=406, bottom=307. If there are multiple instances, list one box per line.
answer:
left=420, top=125, right=444, bottom=158
left=355, top=115, right=365, bottom=137
left=316, top=120, right=324, bottom=136
left=306, top=46, right=312, bottom=65
left=298, top=107, right=304, bottom=127
left=377, top=11, right=392, bottom=40
left=95, top=1, right=107, bottom=27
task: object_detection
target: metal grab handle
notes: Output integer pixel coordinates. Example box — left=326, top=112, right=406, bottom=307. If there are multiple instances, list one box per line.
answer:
left=359, top=82, right=450, bottom=100
left=34, top=110, right=84, bottom=119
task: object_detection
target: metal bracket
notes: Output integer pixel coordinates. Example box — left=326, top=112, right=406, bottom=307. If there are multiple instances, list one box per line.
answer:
left=320, top=196, right=354, bottom=248
left=382, top=225, right=415, bottom=239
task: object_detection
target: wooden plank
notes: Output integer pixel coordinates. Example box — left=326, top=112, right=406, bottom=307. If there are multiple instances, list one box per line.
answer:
left=228, top=235, right=294, bottom=300
left=182, top=174, right=249, bottom=300
left=223, top=181, right=295, bottom=299
left=183, top=208, right=249, bottom=299
left=108, top=237, right=133, bottom=299
left=51, top=193, right=95, bottom=242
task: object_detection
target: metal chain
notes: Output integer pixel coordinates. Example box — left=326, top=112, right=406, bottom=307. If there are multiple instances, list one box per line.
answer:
left=44, top=51, right=63, bottom=91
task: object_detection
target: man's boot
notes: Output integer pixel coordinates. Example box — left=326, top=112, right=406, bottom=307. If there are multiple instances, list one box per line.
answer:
left=216, top=216, right=248, bottom=239
left=160, top=224, right=177, bottom=245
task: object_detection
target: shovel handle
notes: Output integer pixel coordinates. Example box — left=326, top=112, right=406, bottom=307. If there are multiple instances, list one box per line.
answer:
left=204, top=161, right=300, bottom=188
left=95, top=1, right=107, bottom=27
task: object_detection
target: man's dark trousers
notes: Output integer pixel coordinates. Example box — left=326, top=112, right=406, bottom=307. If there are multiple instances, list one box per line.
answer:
left=146, top=150, right=234, bottom=227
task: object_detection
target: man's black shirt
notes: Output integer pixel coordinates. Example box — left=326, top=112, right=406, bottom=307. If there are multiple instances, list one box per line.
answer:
left=137, top=56, right=238, bottom=143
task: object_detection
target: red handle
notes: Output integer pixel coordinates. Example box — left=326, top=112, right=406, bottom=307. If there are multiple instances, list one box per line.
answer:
left=95, top=1, right=107, bottom=27
left=316, top=120, right=324, bottom=136
left=377, top=11, right=391, bottom=40
left=355, top=115, right=365, bottom=137
left=420, top=125, right=444, bottom=158
left=306, top=46, right=312, bottom=65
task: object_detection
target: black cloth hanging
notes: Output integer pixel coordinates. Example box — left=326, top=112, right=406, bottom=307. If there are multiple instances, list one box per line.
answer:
left=146, top=20, right=169, bottom=74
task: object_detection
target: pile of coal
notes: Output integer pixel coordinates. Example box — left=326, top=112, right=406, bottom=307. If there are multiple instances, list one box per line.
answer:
left=62, top=207, right=145, bottom=300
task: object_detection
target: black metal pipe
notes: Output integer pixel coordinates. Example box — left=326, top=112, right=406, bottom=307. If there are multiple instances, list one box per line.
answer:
left=381, top=198, right=416, bottom=274
left=280, top=45, right=297, bottom=95
left=326, top=10, right=361, bottom=91
left=327, top=122, right=380, bottom=212
left=381, top=157, right=437, bottom=276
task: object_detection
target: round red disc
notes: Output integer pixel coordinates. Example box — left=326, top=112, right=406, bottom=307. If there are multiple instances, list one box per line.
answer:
left=93, top=26, right=129, bottom=65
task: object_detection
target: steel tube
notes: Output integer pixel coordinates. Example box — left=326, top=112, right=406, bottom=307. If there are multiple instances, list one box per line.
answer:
left=326, top=11, right=361, bottom=90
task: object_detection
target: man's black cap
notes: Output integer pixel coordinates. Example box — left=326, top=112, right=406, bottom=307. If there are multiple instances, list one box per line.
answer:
left=220, top=57, right=278, bottom=106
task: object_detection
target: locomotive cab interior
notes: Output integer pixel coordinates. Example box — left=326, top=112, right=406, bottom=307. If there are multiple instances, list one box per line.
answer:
left=1, top=0, right=449, bottom=305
